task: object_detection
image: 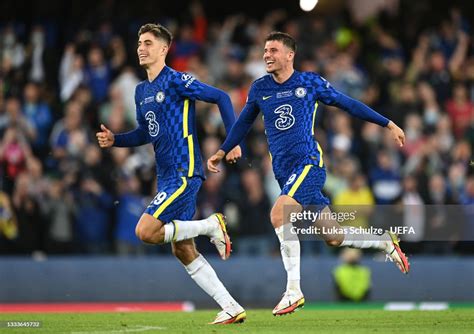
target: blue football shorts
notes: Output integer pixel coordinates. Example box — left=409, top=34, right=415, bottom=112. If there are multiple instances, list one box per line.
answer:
left=144, top=176, right=202, bottom=223
left=279, top=164, right=330, bottom=207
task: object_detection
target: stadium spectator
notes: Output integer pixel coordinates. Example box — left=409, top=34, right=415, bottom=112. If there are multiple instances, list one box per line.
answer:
left=235, top=168, right=273, bottom=255
left=114, top=174, right=148, bottom=256
left=22, top=82, right=53, bottom=158
left=333, top=248, right=371, bottom=302
left=41, top=178, right=75, bottom=254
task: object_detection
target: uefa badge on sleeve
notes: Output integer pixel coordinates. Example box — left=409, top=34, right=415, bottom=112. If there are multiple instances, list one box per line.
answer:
left=295, top=87, right=307, bottom=98
left=156, top=91, right=165, bottom=103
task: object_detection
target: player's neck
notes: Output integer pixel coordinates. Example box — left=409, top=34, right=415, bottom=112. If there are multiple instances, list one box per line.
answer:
left=272, top=68, right=295, bottom=84
left=146, top=62, right=166, bottom=82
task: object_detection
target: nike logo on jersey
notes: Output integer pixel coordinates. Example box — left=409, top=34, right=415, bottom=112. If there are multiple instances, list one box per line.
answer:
left=263, top=95, right=272, bottom=100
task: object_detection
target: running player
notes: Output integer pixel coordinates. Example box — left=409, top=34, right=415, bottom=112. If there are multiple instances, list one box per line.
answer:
left=208, top=31, right=409, bottom=316
left=96, top=23, right=246, bottom=324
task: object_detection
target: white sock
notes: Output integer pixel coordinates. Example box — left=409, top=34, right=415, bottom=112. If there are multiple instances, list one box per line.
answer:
left=275, top=225, right=301, bottom=293
left=340, top=227, right=388, bottom=250
left=163, top=218, right=214, bottom=243
left=184, top=254, right=243, bottom=312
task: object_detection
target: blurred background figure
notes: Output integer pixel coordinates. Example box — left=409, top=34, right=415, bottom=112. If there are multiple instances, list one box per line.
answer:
left=114, top=174, right=148, bottom=256
left=332, top=248, right=371, bottom=302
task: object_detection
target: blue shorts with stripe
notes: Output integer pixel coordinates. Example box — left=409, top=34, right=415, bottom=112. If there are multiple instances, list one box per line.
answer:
left=279, top=164, right=330, bottom=207
left=144, top=176, right=202, bottom=223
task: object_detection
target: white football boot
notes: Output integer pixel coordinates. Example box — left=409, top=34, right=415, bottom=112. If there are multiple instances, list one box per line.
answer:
left=384, top=231, right=410, bottom=274
left=272, top=289, right=305, bottom=316
left=208, top=213, right=232, bottom=260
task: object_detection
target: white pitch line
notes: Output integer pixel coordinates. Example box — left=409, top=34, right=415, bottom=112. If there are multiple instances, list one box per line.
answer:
left=71, top=325, right=167, bottom=334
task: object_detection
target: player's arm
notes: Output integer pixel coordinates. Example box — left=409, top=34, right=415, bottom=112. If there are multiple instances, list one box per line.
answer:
left=96, top=87, right=151, bottom=148
left=178, top=74, right=241, bottom=162
left=192, top=83, right=242, bottom=162
left=208, top=92, right=260, bottom=173
left=315, top=75, right=405, bottom=147
left=193, top=83, right=235, bottom=134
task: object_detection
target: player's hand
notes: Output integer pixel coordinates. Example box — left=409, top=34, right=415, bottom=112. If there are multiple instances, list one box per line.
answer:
left=96, top=124, right=115, bottom=148
left=387, top=120, right=405, bottom=147
left=207, top=150, right=225, bottom=173
left=225, top=145, right=242, bottom=164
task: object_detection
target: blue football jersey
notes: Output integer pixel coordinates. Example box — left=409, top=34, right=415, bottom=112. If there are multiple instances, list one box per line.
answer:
left=245, top=71, right=337, bottom=183
left=134, top=66, right=206, bottom=180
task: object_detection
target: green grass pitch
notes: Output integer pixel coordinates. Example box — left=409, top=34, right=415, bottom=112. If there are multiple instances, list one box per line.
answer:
left=1, top=309, right=473, bottom=333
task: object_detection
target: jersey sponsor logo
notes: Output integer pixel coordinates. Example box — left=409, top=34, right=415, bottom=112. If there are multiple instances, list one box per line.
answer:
left=295, top=87, right=307, bottom=98
left=145, top=111, right=160, bottom=137
left=181, top=73, right=196, bottom=88
left=155, top=91, right=165, bottom=103
left=274, top=104, right=295, bottom=130
left=285, top=173, right=297, bottom=186
left=145, top=96, right=155, bottom=104
left=277, top=90, right=293, bottom=98
left=263, top=95, right=272, bottom=100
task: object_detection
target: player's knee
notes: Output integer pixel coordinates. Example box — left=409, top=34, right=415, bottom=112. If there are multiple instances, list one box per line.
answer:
left=270, top=208, right=284, bottom=228
left=136, top=224, right=163, bottom=244
left=270, top=213, right=283, bottom=228
left=325, top=236, right=343, bottom=247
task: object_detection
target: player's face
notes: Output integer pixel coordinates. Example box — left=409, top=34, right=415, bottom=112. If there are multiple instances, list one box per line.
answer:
left=263, top=40, right=294, bottom=74
left=137, top=32, right=168, bottom=67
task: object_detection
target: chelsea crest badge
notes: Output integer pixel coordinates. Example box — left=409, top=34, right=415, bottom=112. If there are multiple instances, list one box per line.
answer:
left=295, top=87, right=307, bottom=98
left=156, top=91, right=165, bottom=103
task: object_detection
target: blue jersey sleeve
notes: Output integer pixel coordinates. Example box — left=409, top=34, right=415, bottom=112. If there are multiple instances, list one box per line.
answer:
left=114, top=86, right=152, bottom=147
left=220, top=84, right=260, bottom=153
left=312, top=74, right=389, bottom=127
left=175, top=72, right=236, bottom=134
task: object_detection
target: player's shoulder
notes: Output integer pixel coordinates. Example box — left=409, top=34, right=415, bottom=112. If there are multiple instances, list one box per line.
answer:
left=250, top=74, right=272, bottom=90
left=299, top=71, right=332, bottom=89
left=167, top=67, right=194, bottom=82
left=135, top=80, right=147, bottom=95
left=298, top=71, right=321, bottom=82
left=166, top=67, right=200, bottom=91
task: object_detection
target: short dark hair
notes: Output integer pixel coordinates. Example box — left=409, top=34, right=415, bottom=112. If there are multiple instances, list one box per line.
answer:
left=265, top=31, right=297, bottom=52
left=138, top=23, right=173, bottom=46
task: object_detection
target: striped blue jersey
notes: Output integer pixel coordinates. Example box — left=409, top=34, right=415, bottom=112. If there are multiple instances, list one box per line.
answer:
left=133, top=66, right=209, bottom=180
left=221, top=71, right=389, bottom=183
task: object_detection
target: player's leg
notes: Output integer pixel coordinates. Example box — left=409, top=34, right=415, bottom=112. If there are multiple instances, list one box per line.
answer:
left=270, top=194, right=305, bottom=316
left=172, top=239, right=246, bottom=324
left=135, top=177, right=231, bottom=259
left=313, top=206, right=410, bottom=273
left=286, top=165, right=410, bottom=274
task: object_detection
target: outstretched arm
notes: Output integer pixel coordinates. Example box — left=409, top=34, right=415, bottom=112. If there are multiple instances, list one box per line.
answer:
left=195, top=83, right=235, bottom=134
left=179, top=76, right=242, bottom=162
left=334, top=94, right=405, bottom=147
left=194, top=83, right=243, bottom=163
left=208, top=101, right=260, bottom=172
left=315, top=75, right=405, bottom=147
left=96, top=86, right=152, bottom=148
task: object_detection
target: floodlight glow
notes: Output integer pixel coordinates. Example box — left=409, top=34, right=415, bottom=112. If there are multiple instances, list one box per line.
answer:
left=299, top=0, right=318, bottom=12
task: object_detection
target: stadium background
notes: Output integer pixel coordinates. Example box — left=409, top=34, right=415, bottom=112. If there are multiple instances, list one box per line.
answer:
left=1, top=0, right=474, bottom=309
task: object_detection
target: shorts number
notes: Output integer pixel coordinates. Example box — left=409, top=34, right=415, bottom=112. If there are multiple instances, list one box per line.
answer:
left=285, top=174, right=297, bottom=186
left=152, top=192, right=167, bottom=206
left=145, top=111, right=160, bottom=136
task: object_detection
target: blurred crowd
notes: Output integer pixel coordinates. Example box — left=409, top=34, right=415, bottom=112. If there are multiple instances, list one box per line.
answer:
left=0, top=1, right=473, bottom=257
